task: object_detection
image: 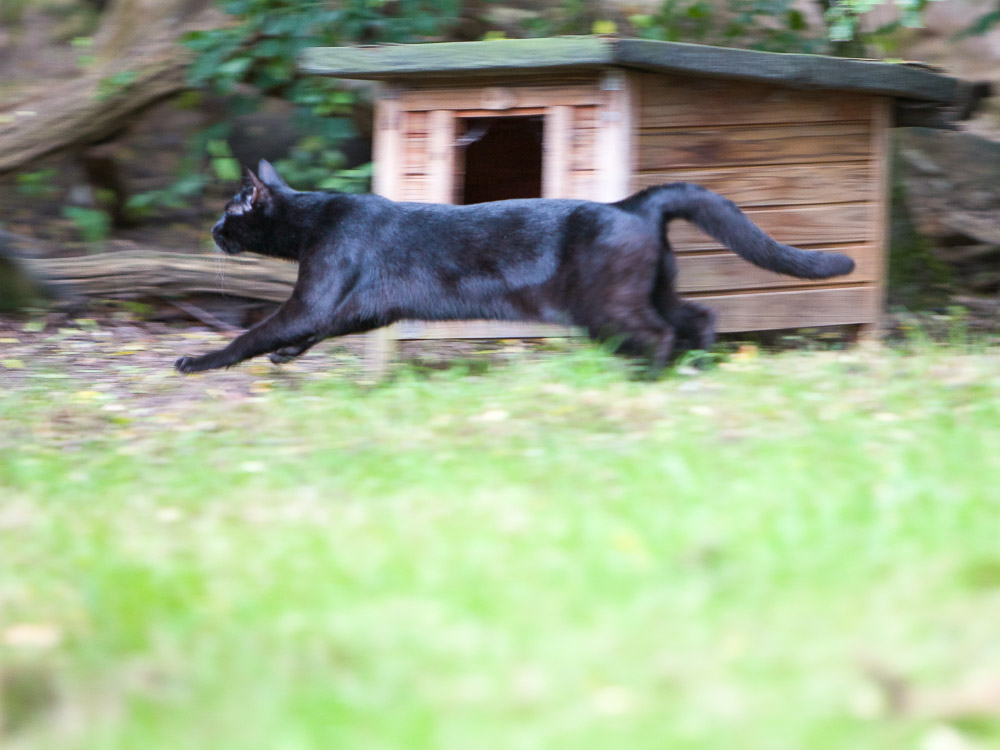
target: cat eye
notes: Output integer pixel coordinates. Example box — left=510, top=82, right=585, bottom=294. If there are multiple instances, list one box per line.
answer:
left=227, top=194, right=254, bottom=215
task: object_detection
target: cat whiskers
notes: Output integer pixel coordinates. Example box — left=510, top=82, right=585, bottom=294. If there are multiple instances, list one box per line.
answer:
left=214, top=245, right=229, bottom=298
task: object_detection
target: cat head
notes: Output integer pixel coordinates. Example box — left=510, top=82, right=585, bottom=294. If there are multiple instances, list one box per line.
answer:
left=211, top=159, right=291, bottom=257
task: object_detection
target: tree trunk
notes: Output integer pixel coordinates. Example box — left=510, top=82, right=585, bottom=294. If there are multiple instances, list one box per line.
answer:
left=21, top=249, right=296, bottom=304
left=0, top=0, right=221, bottom=176
left=3, top=230, right=294, bottom=307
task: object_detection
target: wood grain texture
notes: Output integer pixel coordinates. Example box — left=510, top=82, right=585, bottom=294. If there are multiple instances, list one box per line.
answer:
left=400, top=110, right=431, bottom=197
left=568, top=170, right=596, bottom=199
left=397, top=83, right=602, bottom=112
left=570, top=130, right=597, bottom=172
left=676, top=244, right=877, bottom=292
left=403, top=138, right=429, bottom=172
left=450, top=107, right=546, bottom=118
left=632, top=162, right=874, bottom=207
left=638, top=73, right=876, bottom=128
left=669, top=203, right=875, bottom=250
left=399, top=178, right=429, bottom=202
left=402, top=109, right=428, bottom=134
left=571, top=105, right=599, bottom=130
left=19, top=250, right=295, bottom=302
left=695, top=285, right=880, bottom=331
left=638, top=122, right=872, bottom=171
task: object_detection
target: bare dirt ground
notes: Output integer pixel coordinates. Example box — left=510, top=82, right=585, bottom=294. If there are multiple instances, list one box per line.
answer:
left=0, top=312, right=548, bottom=409
left=2, top=308, right=994, bottom=436
left=0, top=314, right=364, bottom=409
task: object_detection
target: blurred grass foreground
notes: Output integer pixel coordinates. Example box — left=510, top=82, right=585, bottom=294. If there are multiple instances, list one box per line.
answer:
left=2, top=335, right=1000, bottom=749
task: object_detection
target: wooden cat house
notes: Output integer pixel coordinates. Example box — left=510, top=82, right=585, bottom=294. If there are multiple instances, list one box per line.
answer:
left=300, top=37, right=972, bottom=368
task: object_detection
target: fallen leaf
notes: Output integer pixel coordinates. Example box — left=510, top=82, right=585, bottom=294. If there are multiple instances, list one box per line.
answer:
left=473, top=409, right=509, bottom=423
left=2, top=623, right=62, bottom=649
left=920, top=725, right=972, bottom=750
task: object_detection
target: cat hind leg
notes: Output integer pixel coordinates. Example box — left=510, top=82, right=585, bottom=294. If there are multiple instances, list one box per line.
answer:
left=671, top=300, right=717, bottom=354
left=582, top=303, right=678, bottom=371
left=268, top=338, right=318, bottom=365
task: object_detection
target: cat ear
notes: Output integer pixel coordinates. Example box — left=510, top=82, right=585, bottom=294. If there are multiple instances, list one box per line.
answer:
left=244, top=166, right=271, bottom=206
left=258, top=159, right=289, bottom=189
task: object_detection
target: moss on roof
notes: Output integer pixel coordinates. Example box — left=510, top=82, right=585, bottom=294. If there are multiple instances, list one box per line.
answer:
left=299, top=37, right=959, bottom=104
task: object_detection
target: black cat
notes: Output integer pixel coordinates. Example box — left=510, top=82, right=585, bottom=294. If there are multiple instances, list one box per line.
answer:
left=174, top=160, right=854, bottom=374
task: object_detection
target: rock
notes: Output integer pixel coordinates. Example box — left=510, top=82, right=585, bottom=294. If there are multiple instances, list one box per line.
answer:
left=891, top=127, right=1000, bottom=321
left=0, top=232, right=53, bottom=311
left=895, top=129, right=1000, bottom=289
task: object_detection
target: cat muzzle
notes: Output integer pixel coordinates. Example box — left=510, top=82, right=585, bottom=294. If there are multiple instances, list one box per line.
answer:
left=211, top=220, right=240, bottom=255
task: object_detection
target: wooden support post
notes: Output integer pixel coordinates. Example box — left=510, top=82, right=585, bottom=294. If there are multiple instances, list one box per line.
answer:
left=427, top=109, right=456, bottom=204
left=596, top=70, right=634, bottom=202
left=366, top=86, right=403, bottom=380
left=543, top=105, right=571, bottom=199
left=858, top=95, right=894, bottom=344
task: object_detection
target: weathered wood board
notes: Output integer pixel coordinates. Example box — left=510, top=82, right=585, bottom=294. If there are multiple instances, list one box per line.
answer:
left=360, top=66, right=891, bottom=367
left=637, top=122, right=873, bottom=171
left=633, top=163, right=874, bottom=207
left=634, top=71, right=887, bottom=336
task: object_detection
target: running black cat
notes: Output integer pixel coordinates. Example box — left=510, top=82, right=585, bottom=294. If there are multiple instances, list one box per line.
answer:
left=174, top=160, right=854, bottom=374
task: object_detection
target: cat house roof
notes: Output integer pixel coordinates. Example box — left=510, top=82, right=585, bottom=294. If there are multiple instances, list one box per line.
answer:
left=300, top=36, right=977, bottom=114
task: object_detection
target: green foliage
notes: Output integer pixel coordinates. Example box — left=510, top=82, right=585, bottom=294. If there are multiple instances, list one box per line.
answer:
left=206, top=138, right=241, bottom=181
left=60, top=206, right=111, bottom=244
left=632, top=0, right=828, bottom=52
left=824, top=0, right=942, bottom=53
left=725, top=0, right=828, bottom=52
left=15, top=168, right=59, bottom=199
left=172, top=0, right=465, bottom=198
left=631, top=0, right=944, bottom=54
left=71, top=34, right=95, bottom=68
left=94, top=70, right=138, bottom=101
left=126, top=173, right=207, bottom=218
left=630, top=0, right=718, bottom=44
left=274, top=136, right=372, bottom=192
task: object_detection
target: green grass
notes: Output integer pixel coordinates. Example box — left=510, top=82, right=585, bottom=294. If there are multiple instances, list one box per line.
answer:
left=3, top=343, right=1000, bottom=749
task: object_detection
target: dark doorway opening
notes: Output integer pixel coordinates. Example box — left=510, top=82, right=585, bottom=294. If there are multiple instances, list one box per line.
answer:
left=458, top=116, right=543, bottom=204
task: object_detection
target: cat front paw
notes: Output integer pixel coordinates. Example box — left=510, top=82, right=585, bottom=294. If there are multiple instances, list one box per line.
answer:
left=175, top=355, right=206, bottom=374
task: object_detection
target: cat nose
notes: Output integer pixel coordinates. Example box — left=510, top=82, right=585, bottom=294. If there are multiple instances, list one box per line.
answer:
left=211, top=219, right=224, bottom=235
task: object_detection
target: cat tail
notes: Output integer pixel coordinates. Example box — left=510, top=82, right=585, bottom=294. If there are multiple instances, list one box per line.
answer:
left=616, top=182, right=855, bottom=279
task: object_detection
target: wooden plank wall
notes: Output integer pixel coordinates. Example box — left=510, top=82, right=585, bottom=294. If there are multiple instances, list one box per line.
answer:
left=395, top=76, right=604, bottom=204
left=370, top=77, right=606, bottom=346
left=633, top=72, right=887, bottom=332
left=365, top=73, right=890, bottom=368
